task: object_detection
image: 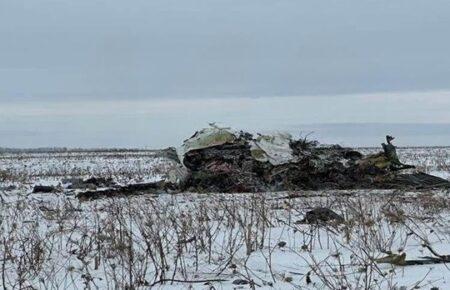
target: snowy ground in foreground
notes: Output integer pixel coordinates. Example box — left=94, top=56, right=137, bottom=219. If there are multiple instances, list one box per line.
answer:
left=1, top=190, right=450, bottom=289
left=0, top=147, right=449, bottom=289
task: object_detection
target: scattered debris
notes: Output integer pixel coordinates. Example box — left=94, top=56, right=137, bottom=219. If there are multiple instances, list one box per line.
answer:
left=299, top=207, right=345, bottom=224
left=76, top=181, right=176, bottom=201
left=375, top=253, right=450, bottom=266
left=375, top=243, right=450, bottom=266
left=277, top=241, right=287, bottom=248
left=63, top=177, right=115, bottom=190
left=177, top=236, right=196, bottom=245
left=375, top=253, right=407, bottom=266
left=391, top=172, right=450, bottom=189
left=306, top=272, right=312, bottom=285
left=32, top=185, right=57, bottom=193
left=232, top=279, right=250, bottom=285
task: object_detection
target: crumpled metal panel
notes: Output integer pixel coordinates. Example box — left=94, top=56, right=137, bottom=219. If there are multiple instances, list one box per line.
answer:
left=250, top=132, right=297, bottom=166
left=178, top=126, right=238, bottom=163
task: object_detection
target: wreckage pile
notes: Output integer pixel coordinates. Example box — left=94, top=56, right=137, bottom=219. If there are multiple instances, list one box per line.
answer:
left=74, top=126, right=450, bottom=199
left=178, top=127, right=359, bottom=192
left=177, top=126, right=450, bottom=193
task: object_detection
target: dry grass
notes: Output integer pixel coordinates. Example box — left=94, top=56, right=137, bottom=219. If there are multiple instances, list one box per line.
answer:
left=1, top=148, right=449, bottom=288
left=1, top=190, right=449, bottom=289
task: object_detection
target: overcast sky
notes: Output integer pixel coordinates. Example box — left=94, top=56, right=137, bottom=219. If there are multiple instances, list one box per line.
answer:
left=1, top=0, right=450, bottom=147
left=2, top=0, right=450, bottom=100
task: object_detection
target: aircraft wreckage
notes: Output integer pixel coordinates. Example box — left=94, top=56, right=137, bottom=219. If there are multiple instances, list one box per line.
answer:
left=76, top=126, right=450, bottom=200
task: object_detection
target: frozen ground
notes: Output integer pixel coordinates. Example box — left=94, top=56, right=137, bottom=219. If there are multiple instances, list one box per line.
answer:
left=0, top=150, right=172, bottom=190
left=1, top=147, right=450, bottom=289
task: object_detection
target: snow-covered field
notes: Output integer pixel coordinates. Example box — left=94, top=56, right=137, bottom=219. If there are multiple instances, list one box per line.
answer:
left=0, top=150, right=171, bottom=190
left=1, top=147, right=450, bottom=289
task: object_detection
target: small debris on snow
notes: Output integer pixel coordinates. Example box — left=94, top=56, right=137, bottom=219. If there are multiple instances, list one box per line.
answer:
left=299, top=207, right=345, bottom=224
left=32, top=185, right=57, bottom=193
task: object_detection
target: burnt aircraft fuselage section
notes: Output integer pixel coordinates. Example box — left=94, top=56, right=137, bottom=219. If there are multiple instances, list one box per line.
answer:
left=77, top=127, right=450, bottom=200
left=179, top=128, right=450, bottom=193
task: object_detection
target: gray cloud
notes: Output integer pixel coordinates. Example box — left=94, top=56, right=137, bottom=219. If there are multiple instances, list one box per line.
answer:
left=1, top=0, right=450, bottom=100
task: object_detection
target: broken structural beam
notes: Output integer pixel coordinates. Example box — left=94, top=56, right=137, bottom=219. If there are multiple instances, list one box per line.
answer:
left=76, top=181, right=177, bottom=201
